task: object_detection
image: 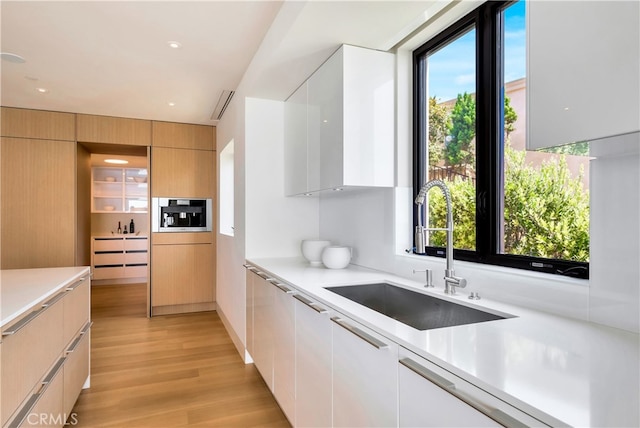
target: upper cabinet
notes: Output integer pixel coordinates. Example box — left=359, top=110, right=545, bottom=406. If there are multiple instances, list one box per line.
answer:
left=91, top=167, right=148, bottom=213
left=527, top=1, right=640, bottom=150
left=1, top=107, right=75, bottom=141
left=151, top=147, right=215, bottom=198
left=77, top=114, right=151, bottom=146
left=152, top=121, right=215, bottom=150
left=284, top=45, right=395, bottom=196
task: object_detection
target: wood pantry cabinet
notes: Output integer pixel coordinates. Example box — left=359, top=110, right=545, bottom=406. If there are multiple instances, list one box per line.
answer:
left=151, top=121, right=214, bottom=151
left=1, top=273, right=91, bottom=428
left=150, top=232, right=215, bottom=316
left=150, top=147, right=215, bottom=198
left=0, top=137, right=76, bottom=269
left=76, top=114, right=151, bottom=146
left=92, top=236, right=148, bottom=281
left=0, top=107, right=75, bottom=141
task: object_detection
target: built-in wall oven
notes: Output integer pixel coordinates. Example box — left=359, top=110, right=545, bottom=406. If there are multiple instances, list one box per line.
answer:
left=151, top=197, right=212, bottom=232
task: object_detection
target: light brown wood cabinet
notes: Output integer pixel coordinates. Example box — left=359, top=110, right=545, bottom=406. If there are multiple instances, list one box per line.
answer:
left=0, top=107, right=75, bottom=141
left=0, top=137, right=76, bottom=269
left=77, top=114, right=151, bottom=146
left=150, top=147, right=215, bottom=198
left=151, top=241, right=215, bottom=315
left=152, top=121, right=214, bottom=150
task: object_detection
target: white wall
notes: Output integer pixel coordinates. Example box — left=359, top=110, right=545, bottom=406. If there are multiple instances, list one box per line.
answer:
left=589, top=132, right=640, bottom=333
left=245, top=97, right=319, bottom=260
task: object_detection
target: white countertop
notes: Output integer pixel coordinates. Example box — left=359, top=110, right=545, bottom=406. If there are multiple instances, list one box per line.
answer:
left=247, top=257, right=639, bottom=428
left=1, top=266, right=91, bottom=328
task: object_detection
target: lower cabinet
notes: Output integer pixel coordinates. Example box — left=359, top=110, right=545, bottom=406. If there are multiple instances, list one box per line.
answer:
left=244, top=262, right=540, bottom=428
left=398, top=347, right=542, bottom=427
left=332, top=315, right=398, bottom=428
left=150, top=242, right=214, bottom=312
left=1, top=273, right=91, bottom=428
left=247, top=267, right=296, bottom=424
left=294, top=294, right=333, bottom=428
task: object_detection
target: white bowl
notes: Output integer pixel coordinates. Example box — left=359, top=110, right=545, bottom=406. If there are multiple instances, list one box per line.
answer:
left=103, top=205, right=115, bottom=211
left=322, top=246, right=352, bottom=269
left=133, top=176, right=147, bottom=183
left=104, top=176, right=116, bottom=182
left=301, top=239, right=331, bottom=265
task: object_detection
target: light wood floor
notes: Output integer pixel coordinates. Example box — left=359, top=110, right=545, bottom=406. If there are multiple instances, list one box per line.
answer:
left=71, top=283, right=290, bottom=427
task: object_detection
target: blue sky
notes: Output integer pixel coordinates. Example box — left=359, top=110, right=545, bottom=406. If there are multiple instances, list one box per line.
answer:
left=428, top=0, right=526, bottom=102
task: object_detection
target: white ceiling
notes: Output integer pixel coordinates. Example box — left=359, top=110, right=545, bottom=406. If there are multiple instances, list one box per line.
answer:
left=1, top=1, right=444, bottom=126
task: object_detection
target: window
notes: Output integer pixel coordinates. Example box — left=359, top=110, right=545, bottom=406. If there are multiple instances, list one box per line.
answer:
left=413, top=0, right=589, bottom=278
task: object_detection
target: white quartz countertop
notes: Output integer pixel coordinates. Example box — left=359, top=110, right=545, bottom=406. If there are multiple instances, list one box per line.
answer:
left=1, top=266, right=91, bottom=328
left=247, top=257, right=639, bottom=428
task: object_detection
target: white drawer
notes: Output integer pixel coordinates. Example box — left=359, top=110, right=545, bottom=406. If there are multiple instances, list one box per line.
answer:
left=93, top=252, right=125, bottom=266
left=124, top=238, right=147, bottom=251
left=93, top=238, right=123, bottom=252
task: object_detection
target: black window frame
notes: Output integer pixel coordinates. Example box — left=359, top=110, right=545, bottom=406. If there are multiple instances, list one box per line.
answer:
left=412, top=1, right=589, bottom=279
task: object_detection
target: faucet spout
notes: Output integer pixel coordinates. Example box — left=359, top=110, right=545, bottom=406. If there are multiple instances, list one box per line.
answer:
left=414, top=179, right=466, bottom=294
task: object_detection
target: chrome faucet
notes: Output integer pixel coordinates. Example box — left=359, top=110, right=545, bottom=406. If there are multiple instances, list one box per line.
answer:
left=414, top=179, right=467, bottom=294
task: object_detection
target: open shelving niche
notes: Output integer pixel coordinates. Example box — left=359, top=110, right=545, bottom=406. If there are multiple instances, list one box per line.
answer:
left=92, top=166, right=148, bottom=213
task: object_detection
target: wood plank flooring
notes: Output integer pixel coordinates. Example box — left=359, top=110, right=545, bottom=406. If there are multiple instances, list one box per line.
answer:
left=71, top=283, right=290, bottom=427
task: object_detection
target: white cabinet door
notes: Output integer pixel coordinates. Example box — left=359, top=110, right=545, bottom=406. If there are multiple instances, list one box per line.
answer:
left=294, top=295, right=333, bottom=428
left=332, top=315, right=398, bottom=427
left=284, top=45, right=394, bottom=195
left=398, top=348, right=541, bottom=428
left=244, top=265, right=256, bottom=358
left=272, top=280, right=296, bottom=423
left=284, top=82, right=309, bottom=196
left=252, top=271, right=275, bottom=389
left=527, top=1, right=640, bottom=149
left=308, top=46, right=344, bottom=192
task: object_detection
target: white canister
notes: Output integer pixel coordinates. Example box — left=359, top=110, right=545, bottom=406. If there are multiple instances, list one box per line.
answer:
left=321, top=246, right=352, bottom=269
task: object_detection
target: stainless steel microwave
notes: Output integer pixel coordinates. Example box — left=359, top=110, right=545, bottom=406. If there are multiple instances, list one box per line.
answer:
left=151, top=198, right=213, bottom=232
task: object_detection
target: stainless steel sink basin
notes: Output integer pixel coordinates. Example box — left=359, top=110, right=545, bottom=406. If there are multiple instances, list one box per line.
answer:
left=325, top=282, right=509, bottom=331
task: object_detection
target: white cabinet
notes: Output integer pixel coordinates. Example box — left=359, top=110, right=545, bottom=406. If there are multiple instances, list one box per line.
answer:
left=294, top=294, right=333, bottom=428
left=92, top=236, right=148, bottom=281
left=527, top=1, right=640, bottom=149
left=251, top=270, right=275, bottom=389
left=284, top=44, right=395, bottom=195
left=332, top=314, right=398, bottom=427
left=1, top=273, right=91, bottom=428
left=244, top=265, right=256, bottom=358
left=246, top=267, right=296, bottom=424
left=398, top=347, right=542, bottom=427
left=92, top=167, right=148, bottom=213
left=284, top=82, right=312, bottom=196
left=272, top=280, right=296, bottom=423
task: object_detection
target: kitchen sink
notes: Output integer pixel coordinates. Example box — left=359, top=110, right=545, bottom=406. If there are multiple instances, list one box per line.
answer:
left=325, top=282, right=509, bottom=331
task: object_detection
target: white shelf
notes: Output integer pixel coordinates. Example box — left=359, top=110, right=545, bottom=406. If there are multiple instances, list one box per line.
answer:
left=92, top=167, right=148, bottom=213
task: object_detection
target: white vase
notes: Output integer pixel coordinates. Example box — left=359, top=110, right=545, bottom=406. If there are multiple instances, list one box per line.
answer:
left=301, top=239, right=331, bottom=265
left=321, top=246, right=352, bottom=269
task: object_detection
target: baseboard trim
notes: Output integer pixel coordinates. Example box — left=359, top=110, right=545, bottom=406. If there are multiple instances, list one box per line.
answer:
left=217, top=305, right=248, bottom=363
left=151, top=301, right=216, bottom=316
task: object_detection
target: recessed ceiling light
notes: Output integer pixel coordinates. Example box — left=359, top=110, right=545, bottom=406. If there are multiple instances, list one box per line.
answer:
left=104, top=159, right=129, bottom=165
left=0, top=52, right=26, bottom=63
left=36, top=87, right=48, bottom=93
left=167, top=41, right=182, bottom=49
left=168, top=102, right=176, bottom=106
